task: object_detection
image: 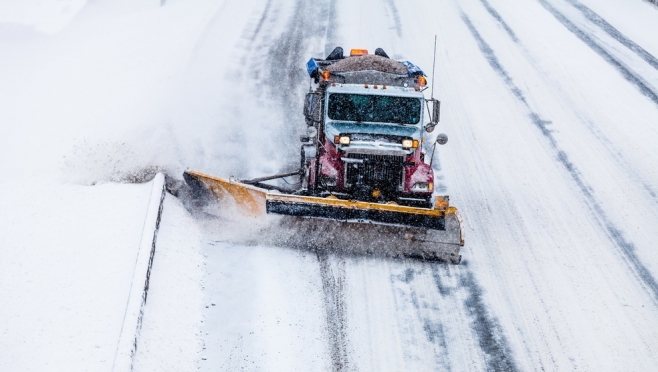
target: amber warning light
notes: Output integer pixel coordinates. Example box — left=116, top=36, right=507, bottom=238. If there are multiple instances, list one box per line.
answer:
left=350, top=49, right=368, bottom=56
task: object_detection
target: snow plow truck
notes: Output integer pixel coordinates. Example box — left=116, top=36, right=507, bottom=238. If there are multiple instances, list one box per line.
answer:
left=184, top=47, right=464, bottom=263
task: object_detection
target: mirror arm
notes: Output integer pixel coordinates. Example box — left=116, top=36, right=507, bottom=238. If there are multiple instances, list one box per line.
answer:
left=424, top=98, right=441, bottom=132
left=429, top=141, right=438, bottom=167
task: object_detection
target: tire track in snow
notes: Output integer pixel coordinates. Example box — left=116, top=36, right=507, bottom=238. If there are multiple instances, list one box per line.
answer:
left=263, top=2, right=358, bottom=366
left=267, top=0, right=337, bottom=104
left=455, top=201, right=564, bottom=370
left=461, top=13, right=658, bottom=305
left=267, top=0, right=337, bottom=165
left=385, top=0, right=403, bottom=38
left=376, top=3, right=515, bottom=367
left=477, top=0, right=519, bottom=43
left=430, top=265, right=453, bottom=297
left=449, top=265, right=520, bottom=371
left=564, top=0, right=658, bottom=71
left=460, top=269, right=519, bottom=372
left=267, top=0, right=314, bottom=117
left=178, top=0, right=276, bottom=180
left=317, top=252, right=351, bottom=371
left=395, top=262, right=520, bottom=370
left=249, top=0, right=273, bottom=42
left=474, top=0, right=658, bottom=205
left=391, top=266, right=452, bottom=371
left=537, top=0, right=658, bottom=107
left=264, top=2, right=354, bottom=364
left=240, top=0, right=280, bottom=84
left=389, top=260, right=521, bottom=370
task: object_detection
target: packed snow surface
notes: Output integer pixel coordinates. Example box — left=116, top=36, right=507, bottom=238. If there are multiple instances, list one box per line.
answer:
left=1, top=0, right=658, bottom=370
left=0, top=181, right=154, bottom=371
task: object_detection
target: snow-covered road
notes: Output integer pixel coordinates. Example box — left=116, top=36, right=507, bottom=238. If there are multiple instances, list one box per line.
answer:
left=192, top=0, right=658, bottom=370
left=2, top=0, right=658, bottom=370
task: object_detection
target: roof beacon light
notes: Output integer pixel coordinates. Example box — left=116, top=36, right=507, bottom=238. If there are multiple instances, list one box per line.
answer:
left=417, top=76, right=427, bottom=87
left=350, top=49, right=369, bottom=56
left=321, top=70, right=331, bottom=81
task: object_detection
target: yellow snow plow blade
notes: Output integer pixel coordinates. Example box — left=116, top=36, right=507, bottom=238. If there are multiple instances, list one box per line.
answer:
left=183, top=170, right=464, bottom=262
left=184, top=170, right=268, bottom=216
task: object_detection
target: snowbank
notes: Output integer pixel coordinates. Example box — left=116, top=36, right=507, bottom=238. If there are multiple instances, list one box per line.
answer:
left=132, top=194, right=204, bottom=371
left=0, top=180, right=157, bottom=371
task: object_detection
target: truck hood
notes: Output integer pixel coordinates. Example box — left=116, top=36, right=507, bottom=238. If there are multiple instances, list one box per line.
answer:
left=325, top=121, right=421, bottom=155
left=325, top=121, right=421, bottom=139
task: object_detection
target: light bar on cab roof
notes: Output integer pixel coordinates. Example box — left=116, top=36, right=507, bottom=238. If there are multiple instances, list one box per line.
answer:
left=350, top=49, right=368, bottom=56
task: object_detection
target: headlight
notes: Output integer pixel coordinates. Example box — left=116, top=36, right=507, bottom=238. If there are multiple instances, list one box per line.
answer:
left=339, top=135, right=350, bottom=145
left=412, top=182, right=433, bottom=192
left=402, top=139, right=419, bottom=149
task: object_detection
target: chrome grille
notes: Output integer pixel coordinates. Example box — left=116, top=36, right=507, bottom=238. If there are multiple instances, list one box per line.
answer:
left=344, top=153, right=403, bottom=188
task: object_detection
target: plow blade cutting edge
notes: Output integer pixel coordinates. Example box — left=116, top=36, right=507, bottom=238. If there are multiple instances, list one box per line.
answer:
left=183, top=170, right=464, bottom=263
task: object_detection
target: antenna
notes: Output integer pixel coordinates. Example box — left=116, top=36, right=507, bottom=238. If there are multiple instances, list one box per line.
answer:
left=431, top=35, right=437, bottom=99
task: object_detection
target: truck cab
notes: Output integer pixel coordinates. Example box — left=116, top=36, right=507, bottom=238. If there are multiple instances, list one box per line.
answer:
left=302, top=47, right=442, bottom=208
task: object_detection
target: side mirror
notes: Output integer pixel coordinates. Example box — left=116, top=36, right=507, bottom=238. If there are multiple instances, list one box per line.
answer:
left=432, top=100, right=440, bottom=124
left=304, top=93, right=321, bottom=123
left=424, top=99, right=440, bottom=132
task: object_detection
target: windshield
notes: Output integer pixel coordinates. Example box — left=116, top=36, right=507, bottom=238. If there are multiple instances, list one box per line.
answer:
left=327, top=93, right=421, bottom=124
